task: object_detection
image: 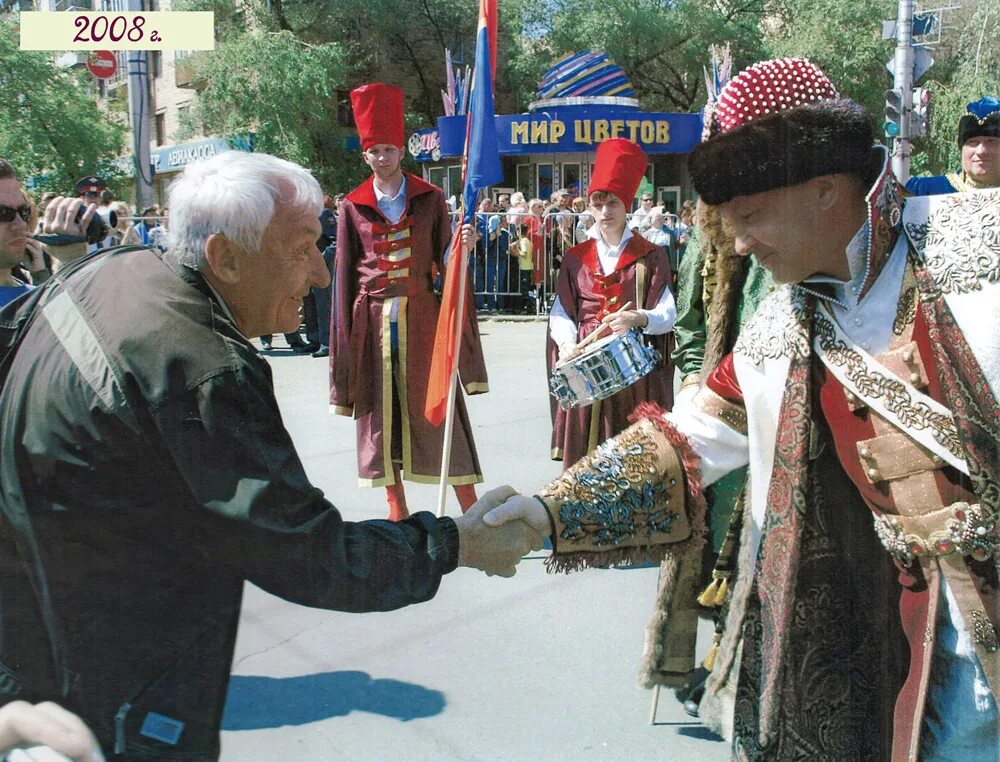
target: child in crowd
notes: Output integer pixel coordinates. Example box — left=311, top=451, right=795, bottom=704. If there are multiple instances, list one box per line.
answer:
left=516, top=223, right=535, bottom=314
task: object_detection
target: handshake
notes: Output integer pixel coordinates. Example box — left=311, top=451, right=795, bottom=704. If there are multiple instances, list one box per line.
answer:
left=453, top=486, right=553, bottom=577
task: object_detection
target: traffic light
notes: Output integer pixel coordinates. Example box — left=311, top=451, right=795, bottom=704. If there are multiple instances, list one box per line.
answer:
left=911, top=87, right=931, bottom=137
left=885, top=88, right=905, bottom=138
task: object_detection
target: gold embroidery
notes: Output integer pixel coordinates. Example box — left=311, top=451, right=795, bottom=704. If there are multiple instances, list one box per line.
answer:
left=733, top=286, right=811, bottom=363
left=893, top=286, right=917, bottom=336
left=814, top=310, right=965, bottom=461
left=538, top=420, right=689, bottom=551
left=693, top=386, right=748, bottom=436
left=906, top=189, right=1000, bottom=295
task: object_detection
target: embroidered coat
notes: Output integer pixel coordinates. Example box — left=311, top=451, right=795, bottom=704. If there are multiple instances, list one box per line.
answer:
left=331, top=174, right=487, bottom=487
left=537, top=176, right=1000, bottom=759
left=547, top=235, right=674, bottom=467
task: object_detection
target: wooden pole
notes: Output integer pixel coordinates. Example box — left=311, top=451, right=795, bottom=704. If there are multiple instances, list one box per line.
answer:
left=648, top=684, right=661, bottom=725
left=435, top=222, right=471, bottom=518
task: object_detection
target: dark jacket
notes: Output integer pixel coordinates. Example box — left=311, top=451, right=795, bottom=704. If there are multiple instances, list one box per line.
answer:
left=0, top=246, right=459, bottom=759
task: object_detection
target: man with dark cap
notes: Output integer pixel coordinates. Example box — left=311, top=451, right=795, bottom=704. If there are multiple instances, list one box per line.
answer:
left=487, top=57, right=999, bottom=761
left=908, top=97, right=1000, bottom=195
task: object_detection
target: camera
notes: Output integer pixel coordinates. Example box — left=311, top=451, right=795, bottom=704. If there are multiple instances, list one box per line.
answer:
left=79, top=205, right=113, bottom=244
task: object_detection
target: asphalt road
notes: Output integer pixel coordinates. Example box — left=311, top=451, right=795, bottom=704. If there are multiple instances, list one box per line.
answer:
left=220, top=321, right=729, bottom=761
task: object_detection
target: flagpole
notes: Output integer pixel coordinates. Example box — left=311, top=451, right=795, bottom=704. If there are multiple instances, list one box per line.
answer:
left=437, top=226, right=469, bottom=518
left=435, top=226, right=470, bottom=517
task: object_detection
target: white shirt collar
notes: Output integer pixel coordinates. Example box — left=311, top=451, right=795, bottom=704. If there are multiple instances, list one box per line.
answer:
left=587, top=222, right=632, bottom=254
left=373, top=176, right=406, bottom=203
left=802, top=220, right=870, bottom=307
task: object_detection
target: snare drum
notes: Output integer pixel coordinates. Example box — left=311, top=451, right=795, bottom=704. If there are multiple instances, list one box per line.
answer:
left=549, top=328, right=661, bottom=410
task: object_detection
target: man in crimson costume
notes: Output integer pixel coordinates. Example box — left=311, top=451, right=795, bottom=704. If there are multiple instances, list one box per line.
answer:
left=547, top=138, right=676, bottom=468
left=489, top=58, right=999, bottom=759
left=331, top=83, right=487, bottom=521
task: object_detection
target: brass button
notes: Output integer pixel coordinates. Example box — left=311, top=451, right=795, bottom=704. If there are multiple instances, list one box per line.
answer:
left=867, top=468, right=880, bottom=481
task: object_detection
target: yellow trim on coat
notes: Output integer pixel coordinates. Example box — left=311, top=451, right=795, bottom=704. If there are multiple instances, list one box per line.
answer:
left=464, top=381, right=489, bottom=394
left=377, top=299, right=394, bottom=488
left=331, top=405, right=354, bottom=416
left=397, top=296, right=414, bottom=478
left=551, top=446, right=564, bottom=461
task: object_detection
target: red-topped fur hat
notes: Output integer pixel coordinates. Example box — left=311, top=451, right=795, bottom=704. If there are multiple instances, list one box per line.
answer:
left=587, top=138, right=647, bottom=208
left=689, top=57, right=880, bottom=205
left=351, top=83, right=405, bottom=151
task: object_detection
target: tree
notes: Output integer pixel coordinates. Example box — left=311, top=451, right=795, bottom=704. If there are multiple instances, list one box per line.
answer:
left=764, top=0, right=896, bottom=118
left=505, top=0, right=772, bottom=113
left=174, top=0, right=501, bottom=192
left=177, top=27, right=366, bottom=193
left=0, top=16, right=124, bottom=193
left=911, top=0, right=1000, bottom=175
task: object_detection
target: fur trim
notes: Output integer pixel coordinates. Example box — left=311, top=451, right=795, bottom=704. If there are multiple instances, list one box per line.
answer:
left=689, top=99, right=880, bottom=205
left=697, top=200, right=748, bottom=375
left=543, top=542, right=676, bottom=574
left=958, top=112, right=1000, bottom=147
left=629, top=403, right=712, bottom=689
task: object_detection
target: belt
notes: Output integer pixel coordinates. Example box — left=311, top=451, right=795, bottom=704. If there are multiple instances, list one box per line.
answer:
left=873, top=501, right=1000, bottom=566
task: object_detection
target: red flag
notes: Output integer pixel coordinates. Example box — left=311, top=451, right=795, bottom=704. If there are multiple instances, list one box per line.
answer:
left=424, top=0, right=500, bottom=427
left=424, top=233, right=468, bottom=427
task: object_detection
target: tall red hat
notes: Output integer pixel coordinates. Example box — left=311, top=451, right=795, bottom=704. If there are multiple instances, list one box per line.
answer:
left=350, top=83, right=405, bottom=151
left=586, top=138, right=647, bottom=208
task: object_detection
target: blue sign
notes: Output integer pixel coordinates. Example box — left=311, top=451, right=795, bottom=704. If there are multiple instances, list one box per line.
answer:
left=437, top=107, right=703, bottom=157
left=151, top=137, right=234, bottom=173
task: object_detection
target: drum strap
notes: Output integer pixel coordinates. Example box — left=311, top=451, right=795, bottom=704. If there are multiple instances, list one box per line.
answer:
left=636, top=259, right=648, bottom=310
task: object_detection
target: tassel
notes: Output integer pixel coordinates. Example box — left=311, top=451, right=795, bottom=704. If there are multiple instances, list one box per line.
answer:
left=714, top=577, right=729, bottom=606
left=697, top=577, right=721, bottom=607
left=702, top=643, right=719, bottom=671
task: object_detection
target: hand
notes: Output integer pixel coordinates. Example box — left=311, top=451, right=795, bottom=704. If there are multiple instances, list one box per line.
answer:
left=42, top=197, right=96, bottom=239
left=459, top=223, right=480, bottom=256
left=454, top=486, right=546, bottom=577
left=0, top=701, right=104, bottom=762
left=483, top=493, right=553, bottom=538
left=22, top=238, right=48, bottom=273
left=557, top=341, right=578, bottom=363
left=41, top=196, right=96, bottom=262
left=601, top=309, right=647, bottom=336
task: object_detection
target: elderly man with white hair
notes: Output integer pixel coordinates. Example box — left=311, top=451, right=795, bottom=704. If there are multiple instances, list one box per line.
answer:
left=0, top=151, right=542, bottom=760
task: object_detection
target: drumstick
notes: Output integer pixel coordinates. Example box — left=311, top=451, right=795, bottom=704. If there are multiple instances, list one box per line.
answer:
left=573, top=300, right=633, bottom=354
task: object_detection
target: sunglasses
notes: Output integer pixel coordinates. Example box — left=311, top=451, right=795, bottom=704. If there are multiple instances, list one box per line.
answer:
left=0, top=204, right=32, bottom=223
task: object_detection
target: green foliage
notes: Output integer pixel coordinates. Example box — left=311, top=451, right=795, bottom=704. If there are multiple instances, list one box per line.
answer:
left=0, top=16, right=124, bottom=193
left=915, top=0, right=1000, bottom=175
left=765, top=0, right=896, bottom=118
left=507, top=0, right=771, bottom=112
left=184, top=28, right=366, bottom=192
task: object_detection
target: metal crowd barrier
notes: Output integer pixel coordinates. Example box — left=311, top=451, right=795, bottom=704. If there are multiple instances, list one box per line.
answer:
left=450, top=208, right=686, bottom=315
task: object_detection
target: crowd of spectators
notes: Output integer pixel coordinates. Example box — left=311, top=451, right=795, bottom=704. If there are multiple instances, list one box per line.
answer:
left=462, top=188, right=693, bottom=315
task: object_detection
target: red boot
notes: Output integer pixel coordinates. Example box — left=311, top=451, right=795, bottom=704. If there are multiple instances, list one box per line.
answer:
left=453, top=484, right=478, bottom=514
left=386, top=480, right=409, bottom=522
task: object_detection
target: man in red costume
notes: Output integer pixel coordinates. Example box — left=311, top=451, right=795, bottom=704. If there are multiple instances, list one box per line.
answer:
left=490, top=58, right=999, bottom=760
left=331, top=83, right=487, bottom=521
left=547, top=138, right=675, bottom=467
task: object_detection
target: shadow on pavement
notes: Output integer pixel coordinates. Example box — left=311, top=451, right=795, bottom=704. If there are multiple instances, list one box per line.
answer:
left=222, top=671, right=446, bottom=730
left=677, top=725, right=725, bottom=742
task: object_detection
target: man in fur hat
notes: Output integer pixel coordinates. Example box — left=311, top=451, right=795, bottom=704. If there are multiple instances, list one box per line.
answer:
left=332, top=83, right=487, bottom=521
left=547, top=138, right=675, bottom=467
left=908, top=97, right=1000, bottom=195
left=489, top=58, right=999, bottom=760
